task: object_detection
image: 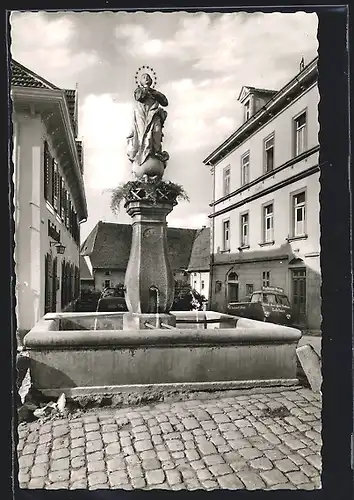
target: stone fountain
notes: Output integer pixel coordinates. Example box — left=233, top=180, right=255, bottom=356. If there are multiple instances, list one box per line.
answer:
left=22, top=67, right=302, bottom=399
left=123, top=67, right=179, bottom=330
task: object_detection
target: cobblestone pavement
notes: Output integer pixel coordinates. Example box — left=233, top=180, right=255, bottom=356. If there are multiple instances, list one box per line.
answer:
left=17, top=387, right=322, bottom=491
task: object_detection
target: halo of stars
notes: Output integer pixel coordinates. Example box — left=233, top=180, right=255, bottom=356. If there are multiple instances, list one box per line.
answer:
left=134, top=66, right=157, bottom=88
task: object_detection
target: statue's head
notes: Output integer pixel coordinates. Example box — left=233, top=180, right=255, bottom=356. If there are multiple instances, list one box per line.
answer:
left=140, top=73, right=153, bottom=88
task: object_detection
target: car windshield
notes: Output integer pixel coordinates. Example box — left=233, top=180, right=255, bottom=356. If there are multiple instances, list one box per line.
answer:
left=263, top=293, right=277, bottom=304
left=251, top=293, right=262, bottom=303
left=276, top=295, right=290, bottom=306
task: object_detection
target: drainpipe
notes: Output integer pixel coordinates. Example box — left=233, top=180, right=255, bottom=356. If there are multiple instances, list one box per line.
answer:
left=208, top=165, right=216, bottom=310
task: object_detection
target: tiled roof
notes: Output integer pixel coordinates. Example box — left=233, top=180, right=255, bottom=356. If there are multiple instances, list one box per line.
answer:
left=81, top=222, right=132, bottom=270
left=81, top=221, right=199, bottom=272
left=76, top=140, right=84, bottom=174
left=10, top=59, right=58, bottom=90
left=11, top=59, right=78, bottom=138
left=248, top=87, right=277, bottom=94
left=64, top=89, right=78, bottom=136
left=188, top=227, right=211, bottom=271
left=79, top=255, right=93, bottom=280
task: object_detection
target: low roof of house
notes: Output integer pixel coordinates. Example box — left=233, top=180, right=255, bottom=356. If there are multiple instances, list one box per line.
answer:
left=188, top=227, right=211, bottom=271
left=79, top=255, right=94, bottom=280
left=80, top=221, right=199, bottom=272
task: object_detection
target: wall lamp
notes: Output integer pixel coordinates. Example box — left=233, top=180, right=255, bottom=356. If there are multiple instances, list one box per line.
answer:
left=50, top=242, right=66, bottom=255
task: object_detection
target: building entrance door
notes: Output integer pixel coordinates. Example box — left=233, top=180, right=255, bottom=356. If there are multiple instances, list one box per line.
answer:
left=291, top=268, right=306, bottom=326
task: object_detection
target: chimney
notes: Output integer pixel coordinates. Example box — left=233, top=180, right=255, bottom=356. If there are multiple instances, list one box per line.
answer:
left=299, top=56, right=305, bottom=72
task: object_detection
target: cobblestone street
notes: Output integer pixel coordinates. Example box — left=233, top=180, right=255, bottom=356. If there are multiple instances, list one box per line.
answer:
left=17, top=386, right=322, bottom=491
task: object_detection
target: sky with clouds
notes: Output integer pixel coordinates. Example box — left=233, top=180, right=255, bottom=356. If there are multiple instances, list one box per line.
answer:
left=10, top=10, right=318, bottom=242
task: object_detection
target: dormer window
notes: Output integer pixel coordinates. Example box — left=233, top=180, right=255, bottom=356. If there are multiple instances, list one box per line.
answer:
left=244, top=100, right=251, bottom=121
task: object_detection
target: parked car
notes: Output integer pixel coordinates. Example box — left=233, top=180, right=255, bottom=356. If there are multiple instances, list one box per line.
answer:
left=227, top=286, right=293, bottom=326
left=96, top=287, right=128, bottom=312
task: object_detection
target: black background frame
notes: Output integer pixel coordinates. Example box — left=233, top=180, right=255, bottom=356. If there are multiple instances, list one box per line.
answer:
left=3, top=2, right=353, bottom=500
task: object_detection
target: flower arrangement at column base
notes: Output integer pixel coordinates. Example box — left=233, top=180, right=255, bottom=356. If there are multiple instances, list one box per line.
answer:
left=109, top=178, right=189, bottom=214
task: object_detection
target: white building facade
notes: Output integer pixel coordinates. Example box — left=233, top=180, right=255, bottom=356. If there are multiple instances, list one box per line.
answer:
left=204, top=57, right=321, bottom=332
left=11, top=60, right=88, bottom=337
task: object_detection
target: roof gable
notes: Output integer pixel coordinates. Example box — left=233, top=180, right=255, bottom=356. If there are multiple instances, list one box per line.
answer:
left=188, top=227, right=211, bottom=271
left=81, top=222, right=198, bottom=272
left=79, top=255, right=93, bottom=280
left=238, top=85, right=277, bottom=103
left=238, top=86, right=252, bottom=103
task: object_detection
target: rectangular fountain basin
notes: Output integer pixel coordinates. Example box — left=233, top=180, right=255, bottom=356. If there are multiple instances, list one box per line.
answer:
left=23, top=311, right=302, bottom=398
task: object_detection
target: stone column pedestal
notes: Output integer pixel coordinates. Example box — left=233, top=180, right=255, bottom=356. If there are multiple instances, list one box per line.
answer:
left=124, top=200, right=175, bottom=314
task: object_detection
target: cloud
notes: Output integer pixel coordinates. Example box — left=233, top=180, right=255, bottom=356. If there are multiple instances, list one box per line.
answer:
left=159, top=77, right=240, bottom=154
left=111, top=11, right=318, bottom=160
left=168, top=211, right=209, bottom=229
left=114, top=12, right=318, bottom=77
left=10, top=11, right=98, bottom=88
left=79, top=94, right=133, bottom=189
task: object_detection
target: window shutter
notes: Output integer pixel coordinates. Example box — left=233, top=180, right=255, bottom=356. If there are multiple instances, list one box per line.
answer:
left=60, top=179, right=64, bottom=220
left=44, top=142, right=50, bottom=201
left=61, top=260, right=65, bottom=308
left=52, top=257, right=57, bottom=312
left=49, top=157, right=55, bottom=206
left=45, top=253, right=53, bottom=314
left=44, top=254, right=49, bottom=313
left=65, top=191, right=70, bottom=228
left=53, top=161, right=59, bottom=211
left=59, top=176, right=62, bottom=218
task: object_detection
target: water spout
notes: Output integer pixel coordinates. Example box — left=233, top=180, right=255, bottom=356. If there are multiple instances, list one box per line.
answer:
left=94, top=288, right=107, bottom=331
left=149, top=285, right=160, bottom=328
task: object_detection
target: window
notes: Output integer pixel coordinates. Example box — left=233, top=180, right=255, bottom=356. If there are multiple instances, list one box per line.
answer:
left=241, top=153, right=250, bottom=186
left=292, top=191, right=306, bottom=236
left=263, top=293, right=277, bottom=304
left=277, top=295, right=290, bottom=306
left=263, top=203, right=274, bottom=242
left=244, top=100, right=251, bottom=121
left=240, top=213, right=249, bottom=247
left=194, top=281, right=197, bottom=288
left=223, top=219, right=230, bottom=251
left=104, top=280, right=111, bottom=289
left=104, top=271, right=111, bottom=276
left=223, top=166, right=231, bottom=196
left=264, top=135, right=274, bottom=173
left=262, top=271, right=271, bottom=287
left=251, top=292, right=262, bottom=303
left=294, top=112, right=307, bottom=156
left=246, top=284, right=254, bottom=297
left=201, top=281, right=205, bottom=290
